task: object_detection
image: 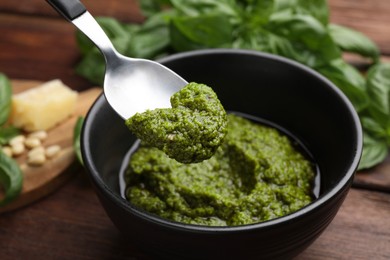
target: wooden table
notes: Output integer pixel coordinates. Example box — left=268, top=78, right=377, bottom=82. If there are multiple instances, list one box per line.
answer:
left=1, top=1, right=389, bottom=259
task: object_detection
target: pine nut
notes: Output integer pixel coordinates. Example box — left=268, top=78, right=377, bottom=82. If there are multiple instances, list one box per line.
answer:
left=45, top=145, right=61, bottom=159
left=11, top=143, right=25, bottom=156
left=2, top=146, right=13, bottom=157
left=24, top=137, right=41, bottom=149
left=28, top=146, right=45, bottom=158
left=28, top=130, right=48, bottom=141
left=9, top=135, right=25, bottom=146
left=28, top=153, right=46, bottom=166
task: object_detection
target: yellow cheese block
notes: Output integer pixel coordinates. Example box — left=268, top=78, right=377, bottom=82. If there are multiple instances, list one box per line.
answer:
left=10, top=79, right=78, bottom=132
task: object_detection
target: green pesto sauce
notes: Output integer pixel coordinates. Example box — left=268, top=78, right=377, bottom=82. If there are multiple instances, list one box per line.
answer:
left=125, top=114, right=316, bottom=226
left=125, top=82, right=227, bottom=164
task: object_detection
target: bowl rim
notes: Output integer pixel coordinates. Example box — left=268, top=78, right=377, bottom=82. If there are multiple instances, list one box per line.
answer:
left=81, top=48, right=363, bottom=232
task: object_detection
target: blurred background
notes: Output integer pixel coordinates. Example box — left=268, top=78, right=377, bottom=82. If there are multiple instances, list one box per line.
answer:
left=0, top=1, right=389, bottom=259
left=0, top=0, right=389, bottom=91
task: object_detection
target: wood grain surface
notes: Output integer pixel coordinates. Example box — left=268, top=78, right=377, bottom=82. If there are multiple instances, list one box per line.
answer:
left=329, top=0, right=390, bottom=55
left=0, top=1, right=390, bottom=259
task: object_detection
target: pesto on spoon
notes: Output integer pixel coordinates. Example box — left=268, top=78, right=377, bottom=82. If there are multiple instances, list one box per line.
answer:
left=125, top=82, right=227, bottom=164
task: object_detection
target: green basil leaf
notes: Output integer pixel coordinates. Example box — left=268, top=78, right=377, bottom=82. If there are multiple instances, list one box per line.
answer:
left=142, top=9, right=177, bottom=29
left=234, top=29, right=299, bottom=60
left=317, top=59, right=369, bottom=112
left=274, top=0, right=329, bottom=25
left=0, top=126, right=21, bottom=145
left=329, top=24, right=379, bottom=62
left=127, top=27, right=170, bottom=59
left=0, top=150, right=23, bottom=207
left=0, top=73, right=12, bottom=126
left=268, top=12, right=332, bottom=52
left=365, top=63, right=390, bottom=127
left=361, top=116, right=387, bottom=139
left=126, top=11, right=174, bottom=59
left=267, top=13, right=340, bottom=67
left=170, top=14, right=233, bottom=52
left=76, top=49, right=105, bottom=86
left=239, top=0, right=274, bottom=26
left=73, top=117, right=84, bottom=166
left=358, top=132, right=388, bottom=170
left=139, top=0, right=170, bottom=17
left=234, top=28, right=330, bottom=69
left=274, top=0, right=293, bottom=10
left=170, top=0, right=238, bottom=18
left=296, top=0, right=329, bottom=25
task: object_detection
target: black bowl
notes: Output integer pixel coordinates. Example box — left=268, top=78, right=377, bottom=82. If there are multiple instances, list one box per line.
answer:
left=81, top=49, right=362, bottom=259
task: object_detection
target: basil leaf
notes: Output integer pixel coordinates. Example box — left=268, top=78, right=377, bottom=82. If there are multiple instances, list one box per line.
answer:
left=329, top=24, right=379, bottom=62
left=366, top=63, right=390, bottom=127
left=73, top=117, right=84, bottom=166
left=274, top=0, right=329, bottom=25
left=234, top=29, right=300, bottom=60
left=296, top=0, right=329, bottom=25
left=239, top=0, right=274, bottom=26
left=317, top=59, right=369, bottom=112
left=274, top=0, right=292, bottom=9
left=0, top=73, right=12, bottom=127
left=127, top=27, right=169, bottom=59
left=0, top=150, right=23, bottom=206
left=139, top=0, right=170, bottom=17
left=0, top=126, right=21, bottom=145
left=361, top=116, right=387, bottom=139
left=76, top=49, right=106, bottom=85
left=170, top=14, right=233, bottom=52
left=170, top=0, right=238, bottom=18
left=126, top=11, right=173, bottom=59
left=267, top=13, right=340, bottom=67
left=358, top=132, right=388, bottom=170
left=234, top=27, right=330, bottom=69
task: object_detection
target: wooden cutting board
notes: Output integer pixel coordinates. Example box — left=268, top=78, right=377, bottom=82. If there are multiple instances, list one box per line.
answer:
left=0, top=80, right=102, bottom=213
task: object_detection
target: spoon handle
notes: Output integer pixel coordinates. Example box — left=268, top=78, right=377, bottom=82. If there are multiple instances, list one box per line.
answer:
left=46, top=0, right=86, bottom=21
left=46, top=0, right=119, bottom=63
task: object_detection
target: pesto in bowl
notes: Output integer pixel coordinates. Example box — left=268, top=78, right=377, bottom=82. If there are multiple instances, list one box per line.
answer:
left=124, top=113, right=316, bottom=226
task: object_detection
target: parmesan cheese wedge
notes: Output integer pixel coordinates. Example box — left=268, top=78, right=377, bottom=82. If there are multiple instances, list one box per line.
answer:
left=10, top=79, right=78, bottom=132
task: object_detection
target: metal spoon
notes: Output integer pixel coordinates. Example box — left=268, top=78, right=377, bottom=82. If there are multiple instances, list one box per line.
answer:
left=47, top=0, right=187, bottom=119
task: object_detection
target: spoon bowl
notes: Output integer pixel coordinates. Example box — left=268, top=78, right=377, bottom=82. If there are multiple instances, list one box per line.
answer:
left=103, top=54, right=187, bottom=119
left=47, top=0, right=187, bottom=119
